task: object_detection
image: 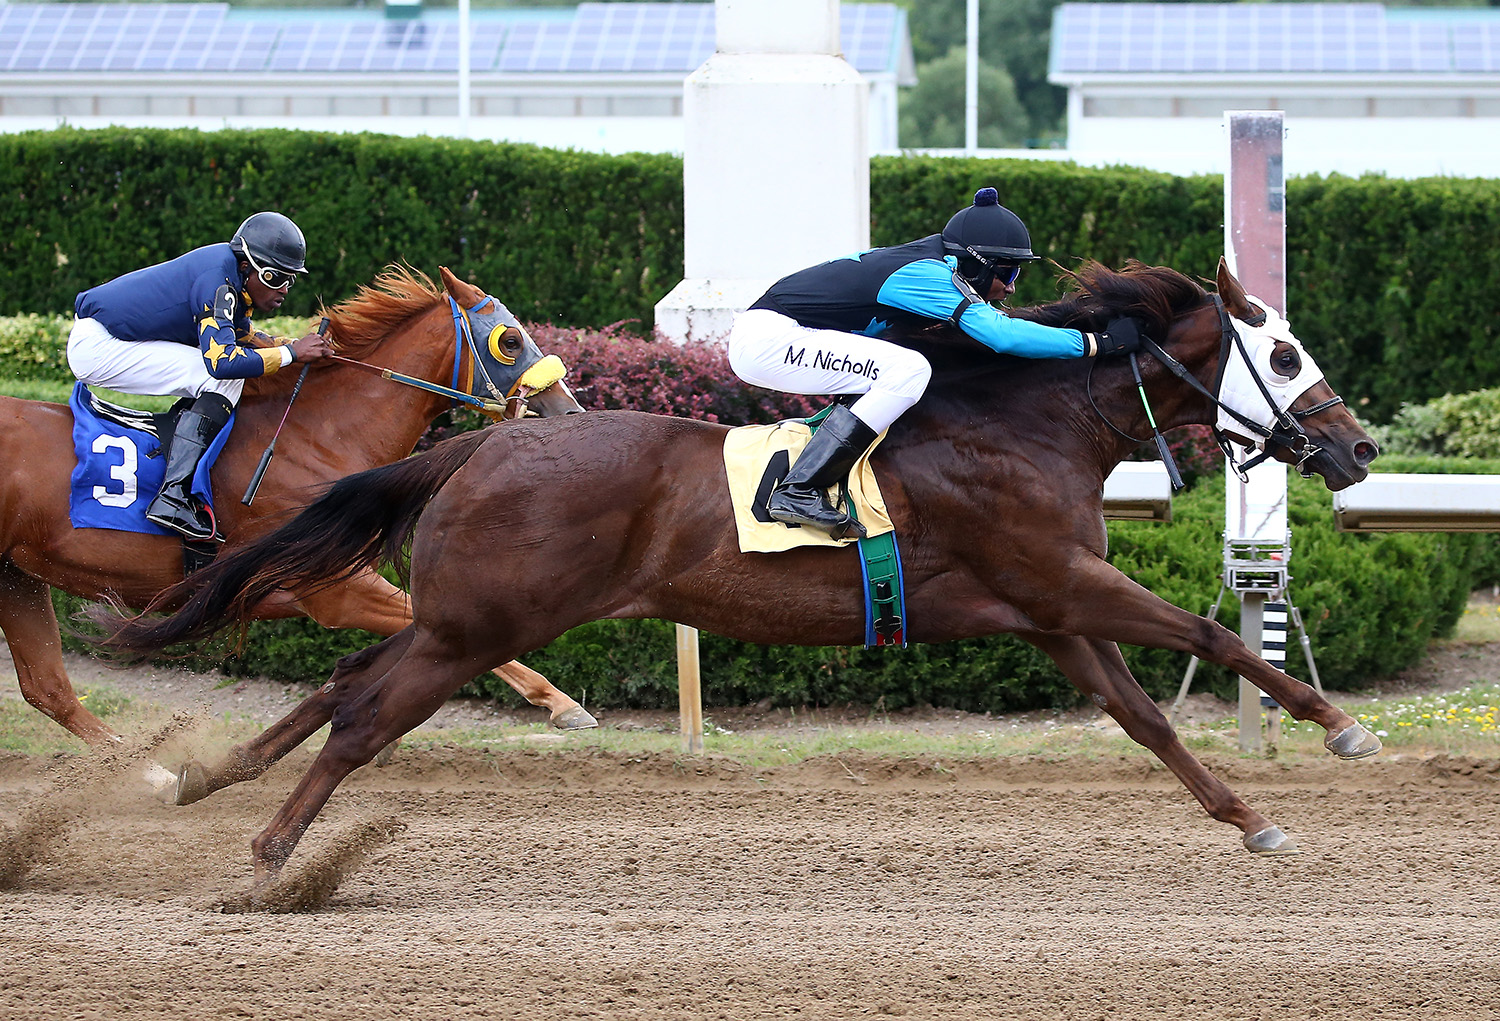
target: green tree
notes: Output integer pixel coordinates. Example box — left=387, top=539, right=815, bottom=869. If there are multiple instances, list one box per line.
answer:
left=877, top=0, right=1067, bottom=146
left=898, top=46, right=1029, bottom=148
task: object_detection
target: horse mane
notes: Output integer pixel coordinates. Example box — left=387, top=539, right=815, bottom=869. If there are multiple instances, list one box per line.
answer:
left=894, top=260, right=1210, bottom=376
left=1013, top=259, right=1208, bottom=335
left=320, top=264, right=444, bottom=360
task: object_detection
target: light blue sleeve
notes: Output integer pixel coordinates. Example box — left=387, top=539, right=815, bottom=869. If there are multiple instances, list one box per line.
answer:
left=876, top=259, right=1087, bottom=359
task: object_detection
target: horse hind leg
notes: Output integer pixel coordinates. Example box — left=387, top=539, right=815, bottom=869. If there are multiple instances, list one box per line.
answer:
left=249, top=631, right=483, bottom=880
left=171, top=630, right=416, bottom=806
left=295, top=571, right=596, bottom=729
left=1025, top=633, right=1298, bottom=855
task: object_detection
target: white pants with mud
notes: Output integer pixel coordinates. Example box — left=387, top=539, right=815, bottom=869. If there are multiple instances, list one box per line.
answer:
left=728, top=309, right=931, bottom=433
left=68, top=317, right=243, bottom=404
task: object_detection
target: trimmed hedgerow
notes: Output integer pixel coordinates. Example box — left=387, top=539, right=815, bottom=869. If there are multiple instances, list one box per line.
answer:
left=1367, top=387, right=1500, bottom=460
left=6, top=127, right=1498, bottom=425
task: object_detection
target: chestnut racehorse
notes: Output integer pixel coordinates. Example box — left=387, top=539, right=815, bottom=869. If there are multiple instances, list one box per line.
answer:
left=1, top=265, right=594, bottom=764
left=99, top=259, right=1383, bottom=880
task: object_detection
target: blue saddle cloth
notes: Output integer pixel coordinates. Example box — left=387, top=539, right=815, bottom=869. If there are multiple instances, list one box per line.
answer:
left=68, top=382, right=233, bottom=534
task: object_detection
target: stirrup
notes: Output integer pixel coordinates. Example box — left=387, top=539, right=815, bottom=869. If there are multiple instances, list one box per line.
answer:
left=146, top=493, right=217, bottom=541
left=768, top=485, right=867, bottom=541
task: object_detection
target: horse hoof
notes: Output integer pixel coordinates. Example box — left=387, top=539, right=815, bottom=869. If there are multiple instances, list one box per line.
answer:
left=552, top=705, right=599, bottom=731
left=373, top=742, right=398, bottom=768
left=1325, top=723, right=1382, bottom=760
left=1244, top=826, right=1300, bottom=855
left=173, top=761, right=212, bottom=806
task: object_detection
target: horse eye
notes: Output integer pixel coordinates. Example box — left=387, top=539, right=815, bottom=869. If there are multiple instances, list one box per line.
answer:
left=1274, top=349, right=1299, bottom=373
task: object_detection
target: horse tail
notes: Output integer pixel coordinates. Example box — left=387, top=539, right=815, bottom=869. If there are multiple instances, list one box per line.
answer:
left=91, top=428, right=493, bottom=654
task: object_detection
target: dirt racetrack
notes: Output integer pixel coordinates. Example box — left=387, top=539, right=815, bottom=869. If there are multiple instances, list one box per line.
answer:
left=2, top=739, right=1498, bottom=1021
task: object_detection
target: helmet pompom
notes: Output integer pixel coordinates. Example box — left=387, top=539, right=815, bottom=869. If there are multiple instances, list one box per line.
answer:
left=973, top=187, right=999, bottom=207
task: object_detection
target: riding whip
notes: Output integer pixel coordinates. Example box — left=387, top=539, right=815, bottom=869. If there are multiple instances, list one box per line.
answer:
left=1129, top=351, right=1185, bottom=491
left=242, top=316, right=328, bottom=506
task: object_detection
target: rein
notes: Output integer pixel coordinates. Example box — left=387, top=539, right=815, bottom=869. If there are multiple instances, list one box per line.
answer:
left=1088, top=295, right=1344, bottom=485
left=327, top=294, right=531, bottom=417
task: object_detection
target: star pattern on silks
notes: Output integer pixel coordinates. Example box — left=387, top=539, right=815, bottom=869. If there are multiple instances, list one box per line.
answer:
left=203, top=337, right=233, bottom=369
left=199, top=302, right=252, bottom=371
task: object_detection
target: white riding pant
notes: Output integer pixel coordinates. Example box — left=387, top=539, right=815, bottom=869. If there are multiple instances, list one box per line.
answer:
left=727, top=308, right=932, bottom=434
left=68, top=317, right=243, bottom=404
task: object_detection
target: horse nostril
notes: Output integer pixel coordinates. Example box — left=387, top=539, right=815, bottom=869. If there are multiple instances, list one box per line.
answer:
left=1354, top=440, right=1379, bottom=467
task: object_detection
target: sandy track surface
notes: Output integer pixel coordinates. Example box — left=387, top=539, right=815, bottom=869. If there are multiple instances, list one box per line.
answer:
left=1, top=740, right=1498, bottom=1021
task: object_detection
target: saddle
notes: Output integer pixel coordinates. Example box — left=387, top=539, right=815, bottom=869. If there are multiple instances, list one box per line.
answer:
left=68, top=383, right=230, bottom=572
left=722, top=410, right=907, bottom=646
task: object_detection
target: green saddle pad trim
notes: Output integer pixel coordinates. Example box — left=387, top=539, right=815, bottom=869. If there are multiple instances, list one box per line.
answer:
left=808, top=405, right=907, bottom=649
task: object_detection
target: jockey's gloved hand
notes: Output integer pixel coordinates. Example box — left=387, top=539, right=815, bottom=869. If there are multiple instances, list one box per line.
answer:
left=1087, top=317, right=1146, bottom=358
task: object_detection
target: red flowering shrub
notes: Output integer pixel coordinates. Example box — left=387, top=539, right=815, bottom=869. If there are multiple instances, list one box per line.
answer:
left=530, top=322, right=820, bottom=424
left=420, top=322, right=821, bottom=448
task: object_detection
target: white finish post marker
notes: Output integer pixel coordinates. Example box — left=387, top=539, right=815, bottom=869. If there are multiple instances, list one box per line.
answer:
left=1224, top=111, right=1288, bottom=754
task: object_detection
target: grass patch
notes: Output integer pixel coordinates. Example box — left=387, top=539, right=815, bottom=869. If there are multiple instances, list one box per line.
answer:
left=0, top=379, right=177, bottom=412
left=1453, top=597, right=1500, bottom=643
left=1280, top=682, right=1500, bottom=753
left=402, top=717, right=1182, bottom=770
left=0, top=687, right=269, bottom=757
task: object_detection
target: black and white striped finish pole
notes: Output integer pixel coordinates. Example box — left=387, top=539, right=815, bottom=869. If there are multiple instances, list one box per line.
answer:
left=1259, top=600, right=1288, bottom=710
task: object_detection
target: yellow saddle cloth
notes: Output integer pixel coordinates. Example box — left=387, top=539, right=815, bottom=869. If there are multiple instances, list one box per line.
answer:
left=722, top=420, right=893, bottom=553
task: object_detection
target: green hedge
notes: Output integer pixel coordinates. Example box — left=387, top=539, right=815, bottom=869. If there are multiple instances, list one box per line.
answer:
left=0, top=126, right=682, bottom=329
left=4, top=128, right=1497, bottom=423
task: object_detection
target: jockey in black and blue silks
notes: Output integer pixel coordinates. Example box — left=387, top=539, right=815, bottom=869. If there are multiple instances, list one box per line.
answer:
left=728, top=186, right=1148, bottom=541
left=69, top=211, right=335, bottom=539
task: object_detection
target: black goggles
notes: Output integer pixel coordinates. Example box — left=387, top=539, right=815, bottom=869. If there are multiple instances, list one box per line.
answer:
left=244, top=248, right=298, bottom=290
left=965, top=246, right=1022, bottom=288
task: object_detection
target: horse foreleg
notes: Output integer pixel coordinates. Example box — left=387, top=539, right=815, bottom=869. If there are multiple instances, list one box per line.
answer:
left=169, top=631, right=415, bottom=806
left=1045, top=558, right=1380, bottom=759
left=0, top=561, right=118, bottom=748
left=1024, top=633, right=1296, bottom=854
left=250, top=630, right=480, bottom=880
left=292, top=571, right=596, bottom=729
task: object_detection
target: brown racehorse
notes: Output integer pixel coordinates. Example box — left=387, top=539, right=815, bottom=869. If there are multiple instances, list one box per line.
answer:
left=1, top=264, right=594, bottom=763
left=98, top=258, right=1383, bottom=880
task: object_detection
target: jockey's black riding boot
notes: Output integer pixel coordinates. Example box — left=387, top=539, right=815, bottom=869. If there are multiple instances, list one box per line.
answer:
left=145, top=392, right=233, bottom=541
left=768, top=404, right=878, bottom=541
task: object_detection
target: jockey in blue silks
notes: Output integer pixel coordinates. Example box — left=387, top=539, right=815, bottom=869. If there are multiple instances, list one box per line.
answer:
left=69, top=212, right=335, bottom=539
left=729, top=187, right=1150, bottom=541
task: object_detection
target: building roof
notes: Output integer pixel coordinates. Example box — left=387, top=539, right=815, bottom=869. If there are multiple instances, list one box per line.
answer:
left=1050, top=2, right=1500, bottom=77
left=0, top=1, right=912, bottom=78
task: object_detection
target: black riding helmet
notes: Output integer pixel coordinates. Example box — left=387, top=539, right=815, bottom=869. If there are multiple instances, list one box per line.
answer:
left=230, top=211, right=308, bottom=276
left=941, top=187, right=1038, bottom=293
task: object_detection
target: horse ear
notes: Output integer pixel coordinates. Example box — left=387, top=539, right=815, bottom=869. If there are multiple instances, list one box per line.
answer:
left=1215, top=256, right=1263, bottom=321
left=439, top=266, right=489, bottom=311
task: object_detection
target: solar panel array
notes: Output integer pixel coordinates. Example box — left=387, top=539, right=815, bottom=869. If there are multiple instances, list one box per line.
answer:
left=1053, top=2, right=1500, bottom=75
left=0, top=2, right=903, bottom=75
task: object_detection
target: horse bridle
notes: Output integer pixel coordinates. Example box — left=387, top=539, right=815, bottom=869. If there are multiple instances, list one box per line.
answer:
left=1089, top=295, right=1345, bottom=484
left=331, top=293, right=539, bottom=417
left=448, top=294, right=536, bottom=417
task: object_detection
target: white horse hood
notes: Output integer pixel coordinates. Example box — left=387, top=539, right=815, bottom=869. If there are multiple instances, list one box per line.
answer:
left=1216, top=295, right=1326, bottom=447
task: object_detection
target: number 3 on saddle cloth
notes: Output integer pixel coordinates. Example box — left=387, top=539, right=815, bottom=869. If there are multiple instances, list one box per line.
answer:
left=67, top=382, right=233, bottom=545
left=722, top=409, right=908, bottom=647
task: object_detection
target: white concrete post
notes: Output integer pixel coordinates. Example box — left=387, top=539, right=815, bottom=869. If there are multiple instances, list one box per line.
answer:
left=1224, top=111, right=1287, bottom=754
left=654, top=0, right=870, bottom=345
